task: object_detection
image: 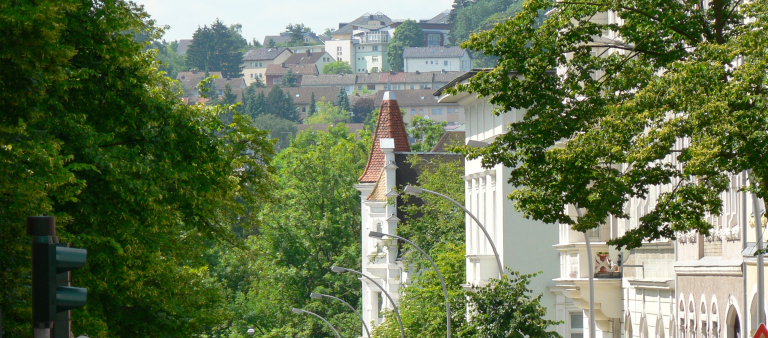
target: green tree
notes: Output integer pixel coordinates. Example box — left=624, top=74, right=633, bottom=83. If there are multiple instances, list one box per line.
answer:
left=308, top=92, right=317, bottom=116
left=150, top=39, right=187, bottom=79
left=335, top=87, right=351, bottom=112
left=286, top=23, right=311, bottom=46
left=351, top=96, right=375, bottom=123
left=222, top=83, right=238, bottom=105
left=305, top=101, right=351, bottom=124
left=280, top=68, right=298, bottom=87
left=0, top=1, right=275, bottom=336
left=224, top=124, right=370, bottom=336
left=461, top=272, right=561, bottom=338
left=266, top=85, right=299, bottom=122
left=387, top=20, right=424, bottom=71
left=451, top=0, right=768, bottom=248
left=322, top=60, right=354, bottom=74
left=241, top=83, right=267, bottom=119
left=186, top=18, right=247, bottom=77
left=252, top=114, right=298, bottom=151
left=408, top=116, right=447, bottom=152
left=266, top=38, right=276, bottom=48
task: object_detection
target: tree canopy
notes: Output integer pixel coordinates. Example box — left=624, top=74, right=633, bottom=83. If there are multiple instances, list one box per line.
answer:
left=304, top=101, right=351, bottom=124
left=408, top=116, right=448, bottom=152
left=0, top=1, right=274, bottom=336
left=186, top=18, right=247, bottom=77
left=266, top=85, right=300, bottom=122
left=452, top=0, right=768, bottom=249
left=387, top=20, right=425, bottom=72
left=322, top=60, right=354, bottom=74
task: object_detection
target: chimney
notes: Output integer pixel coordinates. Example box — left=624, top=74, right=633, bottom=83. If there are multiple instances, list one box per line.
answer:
left=441, top=69, right=446, bottom=73
left=306, top=50, right=311, bottom=56
left=282, top=62, right=286, bottom=68
left=415, top=70, right=420, bottom=75
left=390, top=71, right=395, bottom=75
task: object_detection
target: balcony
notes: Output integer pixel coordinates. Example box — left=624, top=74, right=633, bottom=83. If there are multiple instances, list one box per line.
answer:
left=555, top=242, right=623, bottom=330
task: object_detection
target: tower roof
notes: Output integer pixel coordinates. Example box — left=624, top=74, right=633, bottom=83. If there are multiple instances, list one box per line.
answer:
left=358, top=91, right=411, bottom=183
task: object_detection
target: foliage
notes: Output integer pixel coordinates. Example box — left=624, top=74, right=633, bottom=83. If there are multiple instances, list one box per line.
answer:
left=351, top=96, right=375, bottom=123
left=309, top=92, right=317, bottom=116
left=408, top=116, right=447, bottom=152
left=461, top=272, right=561, bottom=338
left=451, top=0, right=768, bottom=249
left=266, top=38, right=276, bottom=48
left=223, top=124, right=370, bottom=337
left=252, top=114, right=298, bottom=152
left=280, top=68, right=299, bottom=87
left=149, top=39, right=187, bottom=78
left=373, top=154, right=466, bottom=338
left=241, top=83, right=267, bottom=119
left=186, top=18, right=247, bottom=77
left=323, top=60, right=354, bottom=74
left=323, top=28, right=335, bottom=37
left=222, top=83, right=238, bottom=105
left=266, top=85, right=299, bottom=122
left=387, top=20, right=424, bottom=72
left=305, top=101, right=351, bottom=124
left=0, top=1, right=275, bottom=337
left=371, top=243, right=467, bottom=338
left=336, top=87, right=351, bottom=112
left=364, top=108, right=381, bottom=131
left=286, top=23, right=311, bottom=46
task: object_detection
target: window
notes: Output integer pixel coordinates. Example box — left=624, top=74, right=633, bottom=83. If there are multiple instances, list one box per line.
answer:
left=377, top=292, right=384, bottom=320
left=274, top=78, right=282, bottom=85
left=372, top=56, right=379, bottom=63
left=419, top=109, right=423, bottom=115
left=337, top=46, right=342, bottom=58
left=432, top=108, right=443, bottom=115
left=217, top=89, right=223, bottom=96
left=444, top=60, right=449, bottom=66
left=258, top=62, right=263, bottom=67
left=430, top=61, right=433, bottom=64
left=250, top=62, right=254, bottom=67
left=427, top=34, right=440, bottom=46
left=358, top=85, right=363, bottom=90
left=570, top=312, right=584, bottom=338
left=373, top=45, right=379, bottom=51
left=447, top=108, right=452, bottom=114
left=411, top=109, right=416, bottom=115
left=250, top=74, right=253, bottom=79
left=425, top=61, right=428, bottom=64
left=367, top=84, right=376, bottom=90
left=302, top=107, right=306, bottom=112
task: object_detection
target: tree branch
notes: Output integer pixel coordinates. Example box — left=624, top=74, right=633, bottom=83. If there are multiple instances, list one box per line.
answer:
left=556, top=1, right=701, bottom=42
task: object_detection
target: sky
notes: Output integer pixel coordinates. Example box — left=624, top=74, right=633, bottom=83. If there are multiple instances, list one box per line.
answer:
left=133, top=0, right=454, bottom=43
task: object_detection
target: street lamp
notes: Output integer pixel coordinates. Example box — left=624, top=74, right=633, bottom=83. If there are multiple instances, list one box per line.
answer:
left=369, top=231, right=451, bottom=338
left=311, top=292, right=371, bottom=337
left=331, top=266, right=406, bottom=338
left=291, top=308, right=342, bottom=338
left=403, top=185, right=504, bottom=278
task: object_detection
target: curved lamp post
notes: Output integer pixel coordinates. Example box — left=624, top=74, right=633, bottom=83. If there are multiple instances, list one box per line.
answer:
left=403, top=185, right=504, bottom=278
left=291, top=308, right=341, bottom=338
left=369, top=231, right=451, bottom=338
left=574, top=207, right=596, bottom=338
left=311, top=292, right=371, bottom=338
left=331, top=266, right=406, bottom=338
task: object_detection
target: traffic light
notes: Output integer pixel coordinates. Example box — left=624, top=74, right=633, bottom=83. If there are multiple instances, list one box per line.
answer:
left=27, top=216, right=87, bottom=329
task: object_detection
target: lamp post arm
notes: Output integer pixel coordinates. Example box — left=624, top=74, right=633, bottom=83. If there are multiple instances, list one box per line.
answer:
left=302, top=310, right=342, bottom=338
left=346, top=269, right=406, bottom=338
left=421, top=188, right=505, bottom=278
left=384, top=233, right=451, bottom=338
left=322, top=294, right=371, bottom=338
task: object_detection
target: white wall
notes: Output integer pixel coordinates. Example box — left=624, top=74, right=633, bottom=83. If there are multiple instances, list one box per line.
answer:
left=325, top=40, right=356, bottom=70
left=404, top=55, right=470, bottom=72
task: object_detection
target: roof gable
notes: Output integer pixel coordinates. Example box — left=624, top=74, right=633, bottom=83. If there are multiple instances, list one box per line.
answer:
left=359, top=92, right=411, bottom=183
left=243, top=47, right=292, bottom=61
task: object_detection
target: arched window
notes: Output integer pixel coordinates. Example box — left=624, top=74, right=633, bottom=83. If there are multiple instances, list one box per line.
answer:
left=690, top=299, right=697, bottom=338
left=680, top=297, right=688, bottom=338
left=726, top=304, right=741, bottom=338
left=711, top=298, right=719, bottom=338
left=701, top=300, right=708, bottom=338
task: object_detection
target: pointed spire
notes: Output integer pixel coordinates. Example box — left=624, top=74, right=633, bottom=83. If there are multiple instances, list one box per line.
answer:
left=358, top=91, right=410, bottom=183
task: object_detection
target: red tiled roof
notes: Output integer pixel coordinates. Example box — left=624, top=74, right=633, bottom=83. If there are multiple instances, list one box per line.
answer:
left=358, top=93, right=411, bottom=182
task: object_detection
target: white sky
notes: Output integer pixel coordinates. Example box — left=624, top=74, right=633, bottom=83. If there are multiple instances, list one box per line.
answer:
left=133, top=0, right=454, bottom=43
